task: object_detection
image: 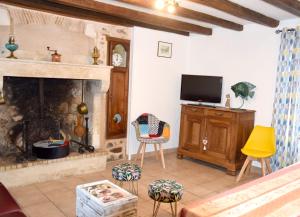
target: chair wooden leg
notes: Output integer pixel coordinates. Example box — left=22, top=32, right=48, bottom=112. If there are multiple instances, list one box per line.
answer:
left=265, top=158, right=272, bottom=174
left=260, top=158, right=266, bottom=176
left=140, top=143, right=146, bottom=168
left=236, top=156, right=250, bottom=182
left=245, top=159, right=252, bottom=175
left=159, top=144, right=166, bottom=169
left=135, top=142, right=143, bottom=161
left=154, top=143, right=159, bottom=160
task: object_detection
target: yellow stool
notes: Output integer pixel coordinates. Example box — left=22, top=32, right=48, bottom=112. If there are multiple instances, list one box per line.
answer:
left=236, top=125, right=276, bottom=182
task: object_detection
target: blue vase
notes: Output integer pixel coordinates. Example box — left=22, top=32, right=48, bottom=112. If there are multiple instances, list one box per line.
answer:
left=5, top=36, right=18, bottom=59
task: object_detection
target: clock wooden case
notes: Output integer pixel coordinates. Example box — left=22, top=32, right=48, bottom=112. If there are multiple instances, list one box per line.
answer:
left=106, top=37, right=130, bottom=139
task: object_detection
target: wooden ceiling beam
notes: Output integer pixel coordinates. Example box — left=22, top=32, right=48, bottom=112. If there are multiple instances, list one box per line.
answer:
left=262, top=0, right=300, bottom=17
left=45, top=0, right=212, bottom=35
left=118, top=0, right=243, bottom=31
left=188, top=0, right=279, bottom=27
left=0, top=0, right=195, bottom=36
left=0, top=0, right=131, bottom=27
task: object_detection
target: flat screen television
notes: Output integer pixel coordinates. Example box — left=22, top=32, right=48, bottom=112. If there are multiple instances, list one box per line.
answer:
left=180, top=74, right=223, bottom=103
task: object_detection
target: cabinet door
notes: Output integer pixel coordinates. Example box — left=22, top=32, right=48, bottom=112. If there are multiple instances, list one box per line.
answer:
left=205, top=117, right=232, bottom=159
left=179, top=112, right=206, bottom=152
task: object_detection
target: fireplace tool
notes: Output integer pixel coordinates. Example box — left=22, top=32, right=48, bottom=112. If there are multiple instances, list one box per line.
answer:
left=15, top=120, right=37, bottom=163
left=71, top=80, right=95, bottom=154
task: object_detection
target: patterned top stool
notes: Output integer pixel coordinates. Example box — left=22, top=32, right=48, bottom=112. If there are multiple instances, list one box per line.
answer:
left=148, top=179, right=183, bottom=217
left=112, top=163, right=141, bottom=195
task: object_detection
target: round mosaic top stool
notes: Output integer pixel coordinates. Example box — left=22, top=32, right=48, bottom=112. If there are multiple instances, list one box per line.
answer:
left=112, top=163, right=141, bottom=195
left=148, top=179, right=183, bottom=217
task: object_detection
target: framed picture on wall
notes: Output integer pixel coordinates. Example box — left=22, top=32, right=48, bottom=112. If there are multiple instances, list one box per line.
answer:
left=157, top=41, right=172, bottom=58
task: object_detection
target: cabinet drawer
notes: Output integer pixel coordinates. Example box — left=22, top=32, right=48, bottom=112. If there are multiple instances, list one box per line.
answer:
left=206, top=110, right=234, bottom=119
left=183, top=106, right=204, bottom=115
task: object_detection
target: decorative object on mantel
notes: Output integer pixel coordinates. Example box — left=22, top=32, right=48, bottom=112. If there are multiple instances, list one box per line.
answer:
left=92, top=46, right=100, bottom=65
left=225, top=94, right=231, bottom=109
left=157, top=41, right=172, bottom=58
left=5, top=35, right=18, bottom=59
left=47, top=46, right=61, bottom=62
left=231, top=82, right=256, bottom=109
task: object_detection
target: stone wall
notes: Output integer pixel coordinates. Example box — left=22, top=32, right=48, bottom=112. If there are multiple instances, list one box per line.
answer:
left=0, top=4, right=131, bottom=162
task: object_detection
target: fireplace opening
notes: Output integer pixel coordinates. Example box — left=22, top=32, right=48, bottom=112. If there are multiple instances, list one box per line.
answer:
left=0, top=76, right=94, bottom=164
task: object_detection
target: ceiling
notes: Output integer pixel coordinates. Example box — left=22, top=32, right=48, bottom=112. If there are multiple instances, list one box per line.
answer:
left=1, top=0, right=299, bottom=36
left=101, top=0, right=298, bottom=28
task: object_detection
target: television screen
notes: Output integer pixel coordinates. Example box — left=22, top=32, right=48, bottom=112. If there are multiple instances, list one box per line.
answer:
left=180, top=74, right=223, bottom=103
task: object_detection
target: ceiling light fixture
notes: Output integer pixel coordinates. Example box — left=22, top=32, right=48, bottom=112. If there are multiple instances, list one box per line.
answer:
left=155, top=0, right=179, bottom=13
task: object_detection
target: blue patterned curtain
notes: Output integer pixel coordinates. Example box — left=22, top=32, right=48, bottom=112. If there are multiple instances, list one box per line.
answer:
left=271, top=28, right=300, bottom=171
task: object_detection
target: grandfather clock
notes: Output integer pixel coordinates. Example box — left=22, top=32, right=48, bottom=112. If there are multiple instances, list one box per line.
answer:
left=106, top=37, right=130, bottom=139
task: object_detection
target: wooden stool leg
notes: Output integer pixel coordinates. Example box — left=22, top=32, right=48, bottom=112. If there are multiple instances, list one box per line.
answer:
left=170, top=202, right=177, bottom=217
left=236, top=156, right=250, bottom=182
left=153, top=201, right=161, bottom=217
left=135, top=143, right=143, bottom=161
left=140, top=143, right=146, bottom=168
left=130, top=181, right=138, bottom=195
left=159, top=144, right=166, bottom=169
left=260, top=158, right=266, bottom=176
left=152, top=200, right=156, bottom=217
left=154, top=143, right=159, bottom=160
left=265, top=158, right=272, bottom=174
left=130, top=181, right=134, bottom=194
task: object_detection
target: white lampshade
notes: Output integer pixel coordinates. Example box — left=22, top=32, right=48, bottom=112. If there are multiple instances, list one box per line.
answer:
left=167, top=4, right=176, bottom=13
left=155, top=0, right=165, bottom=10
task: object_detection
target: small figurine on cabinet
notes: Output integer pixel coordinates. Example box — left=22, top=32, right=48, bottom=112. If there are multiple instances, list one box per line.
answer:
left=225, top=94, right=231, bottom=109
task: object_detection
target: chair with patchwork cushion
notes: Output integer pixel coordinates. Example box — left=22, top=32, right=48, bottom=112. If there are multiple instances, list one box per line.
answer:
left=132, top=113, right=170, bottom=168
left=148, top=179, right=183, bottom=217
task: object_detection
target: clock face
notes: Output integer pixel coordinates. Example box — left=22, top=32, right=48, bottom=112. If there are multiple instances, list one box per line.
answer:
left=112, top=53, right=123, bottom=67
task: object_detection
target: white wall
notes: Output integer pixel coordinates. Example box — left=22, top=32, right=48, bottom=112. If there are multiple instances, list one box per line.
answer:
left=187, top=18, right=300, bottom=126
left=0, top=7, right=9, bottom=26
left=127, top=19, right=300, bottom=158
left=127, top=27, right=188, bottom=157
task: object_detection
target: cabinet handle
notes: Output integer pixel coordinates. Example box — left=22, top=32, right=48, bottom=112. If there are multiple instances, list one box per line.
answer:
left=215, top=112, right=224, bottom=116
left=202, top=138, right=208, bottom=151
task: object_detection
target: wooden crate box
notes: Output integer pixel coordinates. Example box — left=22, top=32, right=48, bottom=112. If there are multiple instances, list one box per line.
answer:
left=76, top=180, right=138, bottom=217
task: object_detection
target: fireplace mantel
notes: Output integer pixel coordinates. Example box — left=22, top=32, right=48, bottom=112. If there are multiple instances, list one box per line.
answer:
left=0, top=58, right=113, bottom=93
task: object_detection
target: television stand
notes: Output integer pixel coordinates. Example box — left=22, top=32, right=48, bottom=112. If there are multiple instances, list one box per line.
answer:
left=178, top=104, right=255, bottom=175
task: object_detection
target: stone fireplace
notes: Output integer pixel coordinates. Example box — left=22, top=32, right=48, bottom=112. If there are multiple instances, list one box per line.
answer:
left=0, top=57, right=112, bottom=152
left=0, top=58, right=112, bottom=187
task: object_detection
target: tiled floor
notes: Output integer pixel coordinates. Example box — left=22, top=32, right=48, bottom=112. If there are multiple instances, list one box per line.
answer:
left=9, top=152, right=260, bottom=217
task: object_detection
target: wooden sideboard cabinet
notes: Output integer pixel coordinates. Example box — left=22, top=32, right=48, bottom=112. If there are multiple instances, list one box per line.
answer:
left=177, top=104, right=255, bottom=175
